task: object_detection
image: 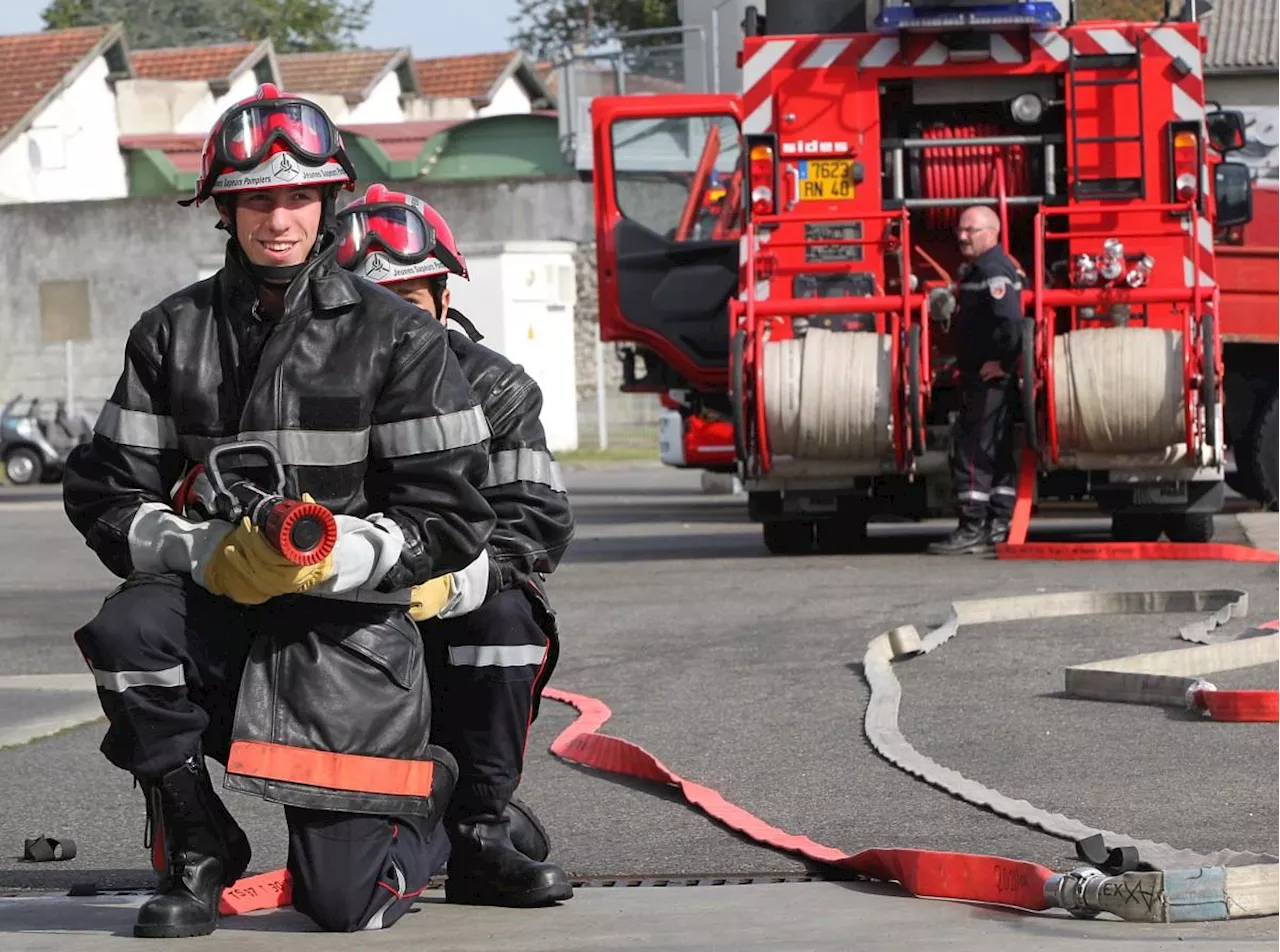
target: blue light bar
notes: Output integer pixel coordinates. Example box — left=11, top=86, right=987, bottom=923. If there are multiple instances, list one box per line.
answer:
left=874, top=2, right=1061, bottom=32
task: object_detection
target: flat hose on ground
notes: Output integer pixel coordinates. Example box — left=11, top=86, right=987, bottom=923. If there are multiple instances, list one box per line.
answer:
left=1054, top=327, right=1186, bottom=456
left=763, top=328, right=893, bottom=462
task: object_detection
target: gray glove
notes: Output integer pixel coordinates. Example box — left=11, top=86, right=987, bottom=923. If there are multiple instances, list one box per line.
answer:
left=928, top=287, right=957, bottom=330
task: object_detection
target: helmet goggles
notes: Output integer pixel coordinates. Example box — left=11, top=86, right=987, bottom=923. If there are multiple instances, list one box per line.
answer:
left=189, top=93, right=358, bottom=205
left=219, top=96, right=344, bottom=171
left=335, top=201, right=465, bottom=282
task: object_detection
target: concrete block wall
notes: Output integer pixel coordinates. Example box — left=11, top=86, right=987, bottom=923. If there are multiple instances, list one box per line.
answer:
left=0, top=179, right=637, bottom=435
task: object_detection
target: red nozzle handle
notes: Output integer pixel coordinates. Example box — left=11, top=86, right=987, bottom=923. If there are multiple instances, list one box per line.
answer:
left=263, top=500, right=338, bottom=566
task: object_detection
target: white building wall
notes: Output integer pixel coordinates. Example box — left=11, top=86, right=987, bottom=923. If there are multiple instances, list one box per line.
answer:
left=0, top=56, right=127, bottom=204
left=478, top=77, right=533, bottom=117
left=176, top=71, right=262, bottom=135
left=407, top=96, right=477, bottom=120
left=116, top=79, right=212, bottom=135
left=346, top=72, right=407, bottom=123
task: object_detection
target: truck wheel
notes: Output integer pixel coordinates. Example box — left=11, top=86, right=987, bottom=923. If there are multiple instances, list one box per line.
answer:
left=3, top=447, right=43, bottom=486
left=815, top=515, right=869, bottom=554
left=1110, top=513, right=1163, bottom=543
left=1247, top=392, right=1278, bottom=510
left=762, top=520, right=814, bottom=555
left=1163, top=513, right=1215, bottom=543
left=1226, top=451, right=1263, bottom=502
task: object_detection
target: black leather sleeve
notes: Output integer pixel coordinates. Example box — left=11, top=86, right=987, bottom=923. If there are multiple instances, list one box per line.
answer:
left=62, top=310, right=185, bottom=579
left=480, top=363, right=575, bottom=590
left=368, top=318, right=497, bottom=590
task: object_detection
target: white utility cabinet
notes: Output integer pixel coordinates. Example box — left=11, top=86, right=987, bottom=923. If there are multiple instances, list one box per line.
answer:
left=443, top=241, right=579, bottom=453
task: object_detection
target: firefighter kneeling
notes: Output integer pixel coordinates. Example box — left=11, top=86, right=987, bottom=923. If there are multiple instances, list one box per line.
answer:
left=65, top=85, right=507, bottom=937
left=335, top=185, right=575, bottom=907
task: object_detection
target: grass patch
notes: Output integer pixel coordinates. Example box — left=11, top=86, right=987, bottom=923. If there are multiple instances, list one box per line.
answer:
left=555, top=445, right=659, bottom=465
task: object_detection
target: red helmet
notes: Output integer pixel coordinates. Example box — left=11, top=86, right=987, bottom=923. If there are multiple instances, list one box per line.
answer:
left=335, top=184, right=469, bottom=284
left=184, top=83, right=356, bottom=207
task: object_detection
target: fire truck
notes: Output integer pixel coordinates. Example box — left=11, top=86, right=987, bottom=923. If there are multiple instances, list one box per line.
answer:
left=591, top=0, right=1274, bottom=554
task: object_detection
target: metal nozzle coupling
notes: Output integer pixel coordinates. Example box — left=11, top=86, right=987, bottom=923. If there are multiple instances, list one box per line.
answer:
left=1100, top=238, right=1125, bottom=282
left=1125, top=254, right=1155, bottom=288
left=1044, top=866, right=1107, bottom=919
left=1073, top=253, right=1099, bottom=287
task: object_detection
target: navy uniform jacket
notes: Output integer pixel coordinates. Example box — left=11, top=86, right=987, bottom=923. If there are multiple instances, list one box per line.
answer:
left=955, top=245, right=1025, bottom=376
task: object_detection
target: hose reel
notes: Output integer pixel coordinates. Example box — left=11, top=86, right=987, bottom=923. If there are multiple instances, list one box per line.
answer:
left=762, top=328, right=894, bottom=462
left=1053, top=327, right=1187, bottom=457
left=917, top=122, right=1033, bottom=230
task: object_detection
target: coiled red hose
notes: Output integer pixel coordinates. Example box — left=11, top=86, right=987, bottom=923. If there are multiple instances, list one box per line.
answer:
left=919, top=123, right=1031, bottom=230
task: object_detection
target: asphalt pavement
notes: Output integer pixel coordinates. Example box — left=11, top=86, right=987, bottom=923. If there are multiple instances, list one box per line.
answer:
left=0, top=468, right=1275, bottom=949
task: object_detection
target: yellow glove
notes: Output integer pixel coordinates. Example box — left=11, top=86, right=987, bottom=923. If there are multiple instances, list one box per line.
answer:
left=203, top=517, right=335, bottom=606
left=409, top=574, right=454, bottom=622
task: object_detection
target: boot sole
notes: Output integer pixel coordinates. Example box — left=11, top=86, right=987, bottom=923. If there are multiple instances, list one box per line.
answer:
left=133, top=917, right=218, bottom=939
left=445, top=878, right=574, bottom=907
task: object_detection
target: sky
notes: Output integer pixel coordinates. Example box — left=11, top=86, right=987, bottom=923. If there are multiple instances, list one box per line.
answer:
left=5, top=0, right=526, bottom=58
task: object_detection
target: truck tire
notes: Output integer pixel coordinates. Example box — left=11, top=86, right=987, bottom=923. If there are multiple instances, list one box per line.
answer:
left=815, top=514, right=869, bottom=554
left=1020, top=317, right=1038, bottom=452
left=1201, top=313, right=1218, bottom=460
left=762, top=520, right=814, bottom=555
left=1110, top=512, right=1163, bottom=542
left=1226, top=453, right=1263, bottom=501
left=907, top=324, right=923, bottom=456
left=1247, top=392, right=1278, bottom=510
left=731, top=329, right=748, bottom=463
left=1163, top=512, right=1215, bottom=543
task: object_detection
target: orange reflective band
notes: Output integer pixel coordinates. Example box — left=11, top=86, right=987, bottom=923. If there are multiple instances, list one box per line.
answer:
left=227, top=740, right=435, bottom=798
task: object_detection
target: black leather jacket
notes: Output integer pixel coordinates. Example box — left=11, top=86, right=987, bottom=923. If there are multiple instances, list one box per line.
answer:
left=63, top=240, right=494, bottom=819
left=444, top=311, right=574, bottom=594
left=64, top=241, right=496, bottom=588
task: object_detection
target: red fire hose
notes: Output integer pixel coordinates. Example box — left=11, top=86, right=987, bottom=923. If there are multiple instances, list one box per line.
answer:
left=217, top=446, right=1276, bottom=919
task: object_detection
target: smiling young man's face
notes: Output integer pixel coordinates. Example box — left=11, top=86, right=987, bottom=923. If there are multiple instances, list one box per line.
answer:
left=231, top=186, right=324, bottom=268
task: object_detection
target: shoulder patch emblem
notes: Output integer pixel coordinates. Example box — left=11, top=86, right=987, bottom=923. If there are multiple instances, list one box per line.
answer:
left=987, top=275, right=1011, bottom=299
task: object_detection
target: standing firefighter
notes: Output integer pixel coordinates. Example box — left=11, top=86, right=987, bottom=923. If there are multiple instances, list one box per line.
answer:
left=928, top=205, right=1025, bottom=555
left=64, top=85, right=497, bottom=937
left=335, top=184, right=575, bottom=907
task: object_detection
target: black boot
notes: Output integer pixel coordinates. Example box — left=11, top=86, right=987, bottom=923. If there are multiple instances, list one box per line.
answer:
left=988, top=518, right=1011, bottom=546
left=133, top=755, right=251, bottom=939
left=444, top=812, right=573, bottom=907
left=505, top=797, right=550, bottom=862
left=927, top=520, right=992, bottom=555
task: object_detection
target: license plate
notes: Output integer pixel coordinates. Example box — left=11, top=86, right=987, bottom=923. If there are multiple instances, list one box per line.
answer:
left=797, top=160, right=855, bottom=201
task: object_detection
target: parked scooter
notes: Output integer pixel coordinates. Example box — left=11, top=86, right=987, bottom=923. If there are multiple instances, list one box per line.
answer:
left=1, top=396, right=93, bottom=485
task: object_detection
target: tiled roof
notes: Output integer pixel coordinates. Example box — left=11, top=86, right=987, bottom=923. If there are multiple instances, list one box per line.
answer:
left=1204, top=0, right=1279, bottom=71
left=0, top=25, right=125, bottom=142
left=1078, top=0, right=1278, bottom=72
left=415, top=51, right=517, bottom=100
left=119, top=133, right=205, bottom=173
left=131, top=41, right=265, bottom=83
left=278, top=48, right=412, bottom=101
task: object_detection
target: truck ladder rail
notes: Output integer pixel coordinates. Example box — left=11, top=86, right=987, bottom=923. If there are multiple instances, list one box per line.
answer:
left=1067, top=33, right=1149, bottom=201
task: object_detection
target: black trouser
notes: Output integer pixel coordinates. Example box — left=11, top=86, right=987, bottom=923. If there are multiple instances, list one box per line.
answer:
left=73, top=574, right=443, bottom=932
left=949, top=374, right=1019, bottom=524
left=420, top=588, right=550, bottom=825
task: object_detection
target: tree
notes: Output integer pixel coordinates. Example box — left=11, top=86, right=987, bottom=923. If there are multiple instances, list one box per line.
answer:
left=42, top=0, right=373, bottom=52
left=508, top=0, right=679, bottom=61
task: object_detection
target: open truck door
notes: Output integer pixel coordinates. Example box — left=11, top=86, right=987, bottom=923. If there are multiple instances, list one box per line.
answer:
left=591, top=95, right=744, bottom=395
